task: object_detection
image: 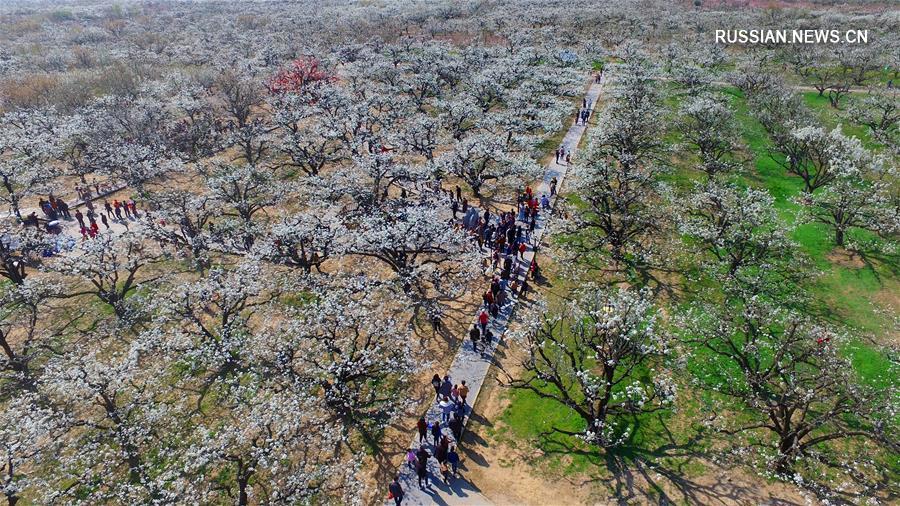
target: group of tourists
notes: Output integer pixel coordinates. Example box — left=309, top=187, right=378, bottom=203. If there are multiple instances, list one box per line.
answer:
left=23, top=187, right=140, bottom=242
left=74, top=198, right=139, bottom=240
left=391, top=181, right=549, bottom=502
left=37, top=195, right=71, bottom=221
left=575, top=106, right=591, bottom=125
left=390, top=81, right=597, bottom=502
left=555, top=146, right=572, bottom=165
left=391, top=374, right=471, bottom=498
left=574, top=96, right=592, bottom=125
left=74, top=180, right=119, bottom=203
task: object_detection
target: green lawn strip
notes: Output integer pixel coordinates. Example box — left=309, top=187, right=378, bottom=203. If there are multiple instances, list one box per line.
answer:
left=494, top=81, right=896, bottom=487
left=493, top=227, right=706, bottom=481
left=800, top=91, right=877, bottom=148
left=725, top=87, right=895, bottom=378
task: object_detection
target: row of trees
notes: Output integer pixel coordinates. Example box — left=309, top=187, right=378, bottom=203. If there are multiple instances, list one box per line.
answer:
left=0, top=23, right=583, bottom=505
left=506, top=54, right=898, bottom=502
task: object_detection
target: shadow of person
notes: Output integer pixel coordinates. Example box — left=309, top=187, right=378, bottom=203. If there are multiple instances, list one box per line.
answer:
left=460, top=446, right=489, bottom=467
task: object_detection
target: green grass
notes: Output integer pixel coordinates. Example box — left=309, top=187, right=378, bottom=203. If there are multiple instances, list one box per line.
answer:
left=800, top=91, right=876, bottom=148
left=496, top=376, right=706, bottom=480
left=724, top=86, right=897, bottom=384
left=494, top=78, right=897, bottom=493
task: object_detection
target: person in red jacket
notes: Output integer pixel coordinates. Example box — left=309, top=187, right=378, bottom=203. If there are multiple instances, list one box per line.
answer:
left=478, top=309, right=489, bottom=333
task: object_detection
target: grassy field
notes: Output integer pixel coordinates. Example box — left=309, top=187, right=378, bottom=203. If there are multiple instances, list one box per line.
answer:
left=724, top=87, right=897, bottom=386
left=489, top=79, right=899, bottom=494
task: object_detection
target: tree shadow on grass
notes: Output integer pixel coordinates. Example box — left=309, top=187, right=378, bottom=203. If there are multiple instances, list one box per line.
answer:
left=527, top=415, right=807, bottom=506
left=851, top=244, right=900, bottom=283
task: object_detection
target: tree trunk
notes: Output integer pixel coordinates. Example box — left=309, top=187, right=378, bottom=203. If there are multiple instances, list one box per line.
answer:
left=238, top=477, right=249, bottom=506
left=3, top=258, right=26, bottom=285
left=10, top=195, right=21, bottom=220
left=3, top=178, right=22, bottom=220
left=126, top=447, right=142, bottom=484
left=835, top=227, right=845, bottom=247
left=774, top=434, right=797, bottom=475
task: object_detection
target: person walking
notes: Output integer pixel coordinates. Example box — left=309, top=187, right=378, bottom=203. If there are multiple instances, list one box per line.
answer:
left=416, top=446, right=430, bottom=468
left=550, top=177, right=558, bottom=196
left=58, top=199, right=70, bottom=219
left=406, top=449, right=417, bottom=470
left=417, top=417, right=428, bottom=444
left=415, top=448, right=430, bottom=489
left=100, top=213, right=110, bottom=230
left=447, top=446, right=460, bottom=477
left=389, top=476, right=404, bottom=505
left=458, top=380, right=470, bottom=406
left=74, top=209, right=85, bottom=229
left=431, top=374, right=441, bottom=401
left=482, top=289, right=494, bottom=307
left=454, top=394, right=466, bottom=417
left=440, top=375, right=452, bottom=399
left=436, top=438, right=448, bottom=465
left=469, top=325, right=480, bottom=353
left=478, top=309, right=489, bottom=334
left=431, top=420, right=442, bottom=447
left=104, top=200, right=113, bottom=220
left=439, top=396, right=453, bottom=424
left=482, top=328, right=494, bottom=349
left=440, top=460, right=451, bottom=484
left=449, top=413, right=463, bottom=441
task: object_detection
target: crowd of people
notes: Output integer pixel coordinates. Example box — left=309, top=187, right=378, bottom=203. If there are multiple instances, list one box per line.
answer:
left=391, top=175, right=557, bottom=503
left=397, top=373, right=469, bottom=500
left=387, top=80, right=601, bottom=498
left=21, top=187, right=141, bottom=243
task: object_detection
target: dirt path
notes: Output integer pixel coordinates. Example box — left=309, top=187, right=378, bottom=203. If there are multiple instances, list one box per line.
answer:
left=384, top=76, right=605, bottom=506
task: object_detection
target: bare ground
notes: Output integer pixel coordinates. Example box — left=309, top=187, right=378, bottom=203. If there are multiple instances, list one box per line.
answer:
left=459, top=339, right=813, bottom=506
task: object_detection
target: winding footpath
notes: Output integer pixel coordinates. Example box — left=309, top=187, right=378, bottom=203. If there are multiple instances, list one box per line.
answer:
left=387, top=74, right=607, bottom=506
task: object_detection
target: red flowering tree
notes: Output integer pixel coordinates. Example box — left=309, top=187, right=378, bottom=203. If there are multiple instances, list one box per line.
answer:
left=267, top=56, right=334, bottom=94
